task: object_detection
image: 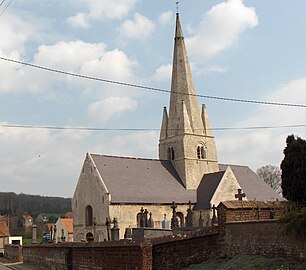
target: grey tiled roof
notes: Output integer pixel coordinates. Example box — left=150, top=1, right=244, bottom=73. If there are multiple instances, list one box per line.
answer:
left=90, top=154, right=196, bottom=204
left=89, top=154, right=282, bottom=206
left=219, top=164, right=283, bottom=202
left=194, top=171, right=225, bottom=210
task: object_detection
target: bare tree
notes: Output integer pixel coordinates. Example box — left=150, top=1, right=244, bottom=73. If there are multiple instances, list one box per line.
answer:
left=257, top=165, right=282, bottom=196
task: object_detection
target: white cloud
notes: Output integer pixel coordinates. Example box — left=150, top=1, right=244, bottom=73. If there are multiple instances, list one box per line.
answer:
left=217, top=77, right=306, bottom=170
left=91, top=131, right=159, bottom=158
left=0, top=40, right=136, bottom=95
left=151, top=64, right=172, bottom=82
left=88, top=96, right=137, bottom=123
left=68, top=0, right=137, bottom=28
left=158, top=11, right=173, bottom=25
left=197, top=65, right=227, bottom=75
left=67, top=12, right=90, bottom=28
left=120, top=13, right=155, bottom=40
left=187, top=0, right=258, bottom=60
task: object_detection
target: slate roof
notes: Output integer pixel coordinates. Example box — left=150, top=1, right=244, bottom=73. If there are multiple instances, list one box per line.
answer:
left=219, top=164, right=283, bottom=202
left=90, top=154, right=196, bottom=204
left=89, top=154, right=282, bottom=206
left=194, top=171, right=225, bottom=210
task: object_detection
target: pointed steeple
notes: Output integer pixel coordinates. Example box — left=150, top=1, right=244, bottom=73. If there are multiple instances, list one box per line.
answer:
left=159, top=107, right=168, bottom=140
left=158, top=13, right=219, bottom=189
left=168, top=13, right=204, bottom=137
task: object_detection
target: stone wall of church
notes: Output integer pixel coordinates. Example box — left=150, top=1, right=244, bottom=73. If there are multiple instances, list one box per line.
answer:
left=210, top=167, right=241, bottom=207
left=159, top=134, right=219, bottom=189
left=109, top=203, right=191, bottom=239
left=73, top=154, right=110, bottom=242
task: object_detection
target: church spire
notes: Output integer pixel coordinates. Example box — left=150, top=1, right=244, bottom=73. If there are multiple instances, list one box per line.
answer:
left=167, top=13, right=204, bottom=137
left=159, top=13, right=219, bottom=190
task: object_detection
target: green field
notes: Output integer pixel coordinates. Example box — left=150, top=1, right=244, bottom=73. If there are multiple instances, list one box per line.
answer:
left=183, top=255, right=306, bottom=270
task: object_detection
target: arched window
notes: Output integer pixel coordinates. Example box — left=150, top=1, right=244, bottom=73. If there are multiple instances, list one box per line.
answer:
left=201, top=146, right=206, bottom=159
left=171, top=147, right=175, bottom=160
left=197, top=144, right=206, bottom=159
left=197, top=146, right=201, bottom=159
left=85, top=205, right=93, bottom=226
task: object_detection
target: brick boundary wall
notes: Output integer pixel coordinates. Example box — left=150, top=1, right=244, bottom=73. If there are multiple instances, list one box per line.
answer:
left=4, top=245, right=23, bottom=262
left=225, top=220, right=306, bottom=262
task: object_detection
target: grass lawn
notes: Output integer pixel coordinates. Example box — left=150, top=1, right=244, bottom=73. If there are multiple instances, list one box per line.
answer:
left=183, top=255, right=306, bottom=270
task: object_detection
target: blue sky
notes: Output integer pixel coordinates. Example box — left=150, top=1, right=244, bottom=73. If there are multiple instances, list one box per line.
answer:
left=0, top=0, right=305, bottom=197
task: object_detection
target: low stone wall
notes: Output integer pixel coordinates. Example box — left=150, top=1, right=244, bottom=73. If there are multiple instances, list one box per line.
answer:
left=151, top=226, right=222, bottom=270
left=71, top=241, right=152, bottom=270
left=23, top=244, right=71, bottom=270
left=4, top=245, right=23, bottom=262
left=225, top=220, right=306, bottom=261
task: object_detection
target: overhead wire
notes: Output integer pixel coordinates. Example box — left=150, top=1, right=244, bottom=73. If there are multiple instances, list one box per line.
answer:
left=0, top=0, right=13, bottom=17
left=0, top=56, right=306, bottom=108
left=0, top=123, right=305, bottom=132
left=0, top=0, right=5, bottom=7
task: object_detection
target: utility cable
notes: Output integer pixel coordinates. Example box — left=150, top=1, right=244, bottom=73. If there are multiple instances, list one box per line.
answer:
left=0, top=123, right=305, bottom=132
left=0, top=56, right=306, bottom=108
left=0, top=0, right=5, bottom=7
left=0, top=0, right=13, bottom=17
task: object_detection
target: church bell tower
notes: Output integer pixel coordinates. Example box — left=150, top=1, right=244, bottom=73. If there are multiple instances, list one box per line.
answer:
left=159, top=13, right=219, bottom=189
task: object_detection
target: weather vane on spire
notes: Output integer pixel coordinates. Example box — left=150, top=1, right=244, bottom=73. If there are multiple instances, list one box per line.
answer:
left=175, top=2, right=179, bottom=13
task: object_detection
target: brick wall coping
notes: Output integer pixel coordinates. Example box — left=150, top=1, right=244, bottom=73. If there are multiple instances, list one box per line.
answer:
left=22, top=239, right=148, bottom=249
left=225, top=219, right=279, bottom=225
left=148, top=227, right=219, bottom=245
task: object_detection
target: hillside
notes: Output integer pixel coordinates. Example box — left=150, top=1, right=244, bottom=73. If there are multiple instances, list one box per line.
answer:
left=0, top=192, right=71, bottom=217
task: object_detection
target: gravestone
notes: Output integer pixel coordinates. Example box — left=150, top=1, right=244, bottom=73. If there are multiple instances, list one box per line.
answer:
left=32, top=224, right=38, bottom=244
left=148, top=212, right=154, bottom=228
left=198, top=211, right=204, bottom=227
left=144, top=209, right=149, bottom=227
left=124, top=226, right=132, bottom=239
left=111, top=218, right=120, bottom=241
left=171, top=201, right=179, bottom=229
left=185, top=200, right=193, bottom=227
left=211, top=204, right=218, bottom=226
left=162, top=214, right=170, bottom=229
left=105, top=217, right=111, bottom=241
left=139, top=207, right=145, bottom=227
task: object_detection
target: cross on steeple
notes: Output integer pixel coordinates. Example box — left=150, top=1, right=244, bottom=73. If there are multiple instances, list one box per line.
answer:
left=235, top=189, right=246, bottom=201
left=175, top=2, right=179, bottom=13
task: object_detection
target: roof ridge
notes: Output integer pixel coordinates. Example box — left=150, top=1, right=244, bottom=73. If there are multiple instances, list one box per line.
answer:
left=90, top=153, right=160, bottom=162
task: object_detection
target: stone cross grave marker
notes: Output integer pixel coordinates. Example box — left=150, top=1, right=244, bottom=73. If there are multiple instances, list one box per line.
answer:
left=171, top=201, right=179, bottom=229
left=211, top=204, right=218, bottom=226
left=185, top=200, right=193, bottom=227
left=235, top=188, right=246, bottom=201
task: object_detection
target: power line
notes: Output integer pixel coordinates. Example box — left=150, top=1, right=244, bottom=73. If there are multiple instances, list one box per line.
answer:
left=0, top=0, right=13, bottom=17
left=0, top=123, right=305, bottom=132
left=0, top=0, right=5, bottom=7
left=1, top=56, right=306, bottom=108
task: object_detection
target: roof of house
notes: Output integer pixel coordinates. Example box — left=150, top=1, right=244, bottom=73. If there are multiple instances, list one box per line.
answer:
left=90, top=154, right=197, bottom=204
left=0, top=219, right=9, bottom=237
left=219, top=164, right=283, bottom=202
left=60, top=218, right=73, bottom=234
left=194, top=171, right=225, bottom=210
left=218, top=200, right=287, bottom=210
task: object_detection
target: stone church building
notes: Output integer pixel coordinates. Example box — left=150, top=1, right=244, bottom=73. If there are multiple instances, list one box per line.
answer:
left=72, top=13, right=281, bottom=241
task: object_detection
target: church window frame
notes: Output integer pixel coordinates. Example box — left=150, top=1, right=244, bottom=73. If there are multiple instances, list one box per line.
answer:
left=85, top=205, right=93, bottom=227
left=197, top=143, right=206, bottom=160
left=171, top=147, right=175, bottom=160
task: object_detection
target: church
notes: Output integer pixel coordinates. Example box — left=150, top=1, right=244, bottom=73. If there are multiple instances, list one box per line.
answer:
left=72, top=13, right=281, bottom=241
